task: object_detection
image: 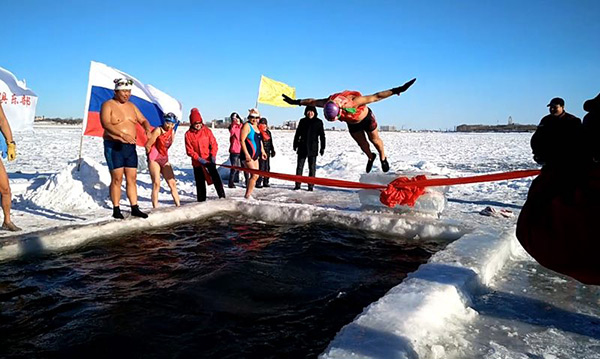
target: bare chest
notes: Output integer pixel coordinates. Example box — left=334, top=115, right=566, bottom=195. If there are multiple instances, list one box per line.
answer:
left=110, top=103, right=137, bottom=125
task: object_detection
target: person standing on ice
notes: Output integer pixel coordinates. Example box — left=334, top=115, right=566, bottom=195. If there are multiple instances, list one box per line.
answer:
left=227, top=112, right=243, bottom=188
left=292, top=105, right=325, bottom=191
left=256, top=117, right=276, bottom=188
left=145, top=112, right=181, bottom=208
left=517, top=95, right=600, bottom=285
left=0, top=103, right=20, bottom=231
left=282, top=78, right=416, bottom=173
left=100, top=78, right=152, bottom=219
left=185, top=108, right=226, bottom=202
left=530, top=97, right=583, bottom=169
left=240, top=108, right=267, bottom=199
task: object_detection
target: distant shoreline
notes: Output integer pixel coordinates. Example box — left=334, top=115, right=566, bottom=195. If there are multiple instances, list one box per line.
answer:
left=456, top=124, right=537, bottom=133
left=31, top=122, right=538, bottom=133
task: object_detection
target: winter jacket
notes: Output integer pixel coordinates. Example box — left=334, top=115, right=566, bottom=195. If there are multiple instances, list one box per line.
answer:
left=185, top=125, right=218, bottom=167
left=531, top=112, right=582, bottom=168
left=293, top=116, right=326, bottom=157
left=262, top=128, right=276, bottom=157
left=229, top=122, right=242, bottom=154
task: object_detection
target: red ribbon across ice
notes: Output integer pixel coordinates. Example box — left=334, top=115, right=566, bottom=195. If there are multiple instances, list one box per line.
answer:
left=219, top=164, right=541, bottom=207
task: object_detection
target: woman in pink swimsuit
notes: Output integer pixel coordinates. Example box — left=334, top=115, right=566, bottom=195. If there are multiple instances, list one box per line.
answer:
left=145, top=112, right=181, bottom=208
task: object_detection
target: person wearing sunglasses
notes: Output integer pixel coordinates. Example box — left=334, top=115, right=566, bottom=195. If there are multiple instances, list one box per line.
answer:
left=145, top=112, right=181, bottom=208
left=185, top=108, right=226, bottom=202
left=240, top=108, right=267, bottom=199
left=283, top=78, right=416, bottom=173
left=0, top=103, right=20, bottom=231
left=228, top=112, right=243, bottom=188
left=100, top=78, right=152, bottom=219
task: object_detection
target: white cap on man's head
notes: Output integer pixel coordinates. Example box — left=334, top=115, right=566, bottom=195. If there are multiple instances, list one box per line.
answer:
left=114, top=78, right=133, bottom=91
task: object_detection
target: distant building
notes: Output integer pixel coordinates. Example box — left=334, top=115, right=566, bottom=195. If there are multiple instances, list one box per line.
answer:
left=210, top=117, right=233, bottom=129
left=380, top=125, right=397, bottom=132
left=282, top=120, right=297, bottom=130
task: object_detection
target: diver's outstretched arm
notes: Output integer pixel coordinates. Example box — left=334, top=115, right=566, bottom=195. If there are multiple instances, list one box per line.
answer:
left=353, top=78, right=416, bottom=107
left=282, top=94, right=329, bottom=108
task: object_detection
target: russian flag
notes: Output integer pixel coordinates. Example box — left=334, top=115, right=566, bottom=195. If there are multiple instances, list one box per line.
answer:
left=82, top=61, right=182, bottom=146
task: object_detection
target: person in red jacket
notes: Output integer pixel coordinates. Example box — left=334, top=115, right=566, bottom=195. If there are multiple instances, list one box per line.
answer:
left=185, top=108, right=225, bottom=202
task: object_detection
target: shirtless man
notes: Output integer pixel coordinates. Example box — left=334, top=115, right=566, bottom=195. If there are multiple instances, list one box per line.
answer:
left=0, top=103, right=20, bottom=231
left=100, top=78, right=152, bottom=219
left=283, top=78, right=416, bottom=173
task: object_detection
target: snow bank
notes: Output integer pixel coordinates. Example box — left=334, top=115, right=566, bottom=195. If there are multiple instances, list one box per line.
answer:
left=20, top=157, right=111, bottom=212
left=0, top=200, right=464, bottom=262
left=320, top=228, right=530, bottom=359
left=236, top=201, right=462, bottom=240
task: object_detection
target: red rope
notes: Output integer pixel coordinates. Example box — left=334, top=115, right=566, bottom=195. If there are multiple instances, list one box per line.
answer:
left=220, top=164, right=540, bottom=207
left=220, top=164, right=385, bottom=189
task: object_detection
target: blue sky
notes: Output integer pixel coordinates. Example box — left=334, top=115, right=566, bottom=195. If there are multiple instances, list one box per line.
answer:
left=3, top=0, right=599, bottom=129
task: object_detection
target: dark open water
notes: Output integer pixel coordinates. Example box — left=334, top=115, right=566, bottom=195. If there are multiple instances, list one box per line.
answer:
left=0, top=215, right=446, bottom=358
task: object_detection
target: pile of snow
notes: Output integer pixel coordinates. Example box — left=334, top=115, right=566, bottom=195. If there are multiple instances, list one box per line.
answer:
left=20, top=157, right=111, bottom=213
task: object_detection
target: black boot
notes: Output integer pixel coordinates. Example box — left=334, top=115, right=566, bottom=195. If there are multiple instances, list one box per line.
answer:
left=366, top=153, right=377, bottom=173
left=381, top=157, right=390, bottom=173
left=113, top=206, right=124, bottom=219
left=131, top=205, right=148, bottom=219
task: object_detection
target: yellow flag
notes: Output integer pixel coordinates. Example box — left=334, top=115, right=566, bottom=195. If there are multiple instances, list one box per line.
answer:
left=257, top=75, right=296, bottom=108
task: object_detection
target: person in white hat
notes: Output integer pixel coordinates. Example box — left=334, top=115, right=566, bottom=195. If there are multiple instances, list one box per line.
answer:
left=240, top=108, right=267, bottom=199
left=100, top=77, right=152, bottom=219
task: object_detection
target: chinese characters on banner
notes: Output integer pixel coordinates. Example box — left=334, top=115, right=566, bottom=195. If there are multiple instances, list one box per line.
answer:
left=0, top=66, right=38, bottom=132
left=0, top=92, right=32, bottom=107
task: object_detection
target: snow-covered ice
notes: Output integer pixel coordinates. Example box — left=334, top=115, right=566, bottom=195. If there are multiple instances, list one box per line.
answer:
left=2, top=126, right=599, bottom=358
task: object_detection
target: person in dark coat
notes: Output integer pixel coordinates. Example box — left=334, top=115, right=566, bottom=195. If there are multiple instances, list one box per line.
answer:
left=256, top=117, right=276, bottom=188
left=582, top=93, right=600, bottom=164
left=293, top=105, right=326, bottom=191
left=516, top=94, right=600, bottom=285
left=530, top=97, right=583, bottom=170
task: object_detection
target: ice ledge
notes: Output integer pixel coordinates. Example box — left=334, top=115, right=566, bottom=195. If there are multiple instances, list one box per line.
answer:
left=320, top=227, right=529, bottom=359
left=0, top=199, right=463, bottom=262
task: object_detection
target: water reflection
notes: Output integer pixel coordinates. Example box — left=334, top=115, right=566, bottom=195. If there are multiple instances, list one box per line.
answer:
left=0, top=215, right=447, bottom=358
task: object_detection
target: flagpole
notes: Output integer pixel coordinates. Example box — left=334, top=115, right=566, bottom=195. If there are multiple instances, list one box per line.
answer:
left=255, top=75, right=262, bottom=109
left=77, top=62, right=94, bottom=171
